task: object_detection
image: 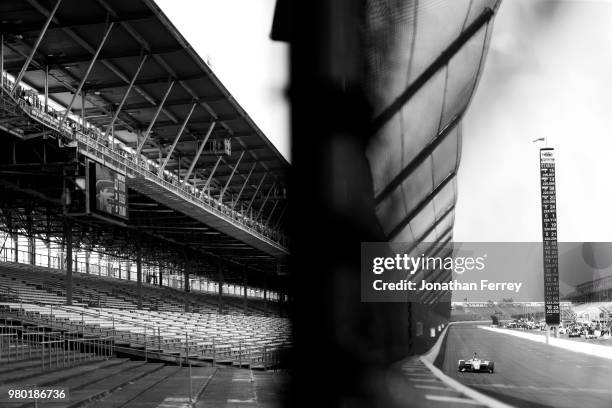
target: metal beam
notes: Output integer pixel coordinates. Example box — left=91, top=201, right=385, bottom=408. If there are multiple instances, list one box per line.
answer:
left=43, top=46, right=181, bottom=65
left=22, top=0, right=158, bottom=133
left=265, top=200, right=280, bottom=225
left=273, top=205, right=286, bottom=229
left=371, top=7, right=495, bottom=133
left=256, top=183, right=276, bottom=219
left=58, top=22, right=114, bottom=130
left=105, top=53, right=148, bottom=137
left=46, top=74, right=207, bottom=93
left=219, top=151, right=245, bottom=201
left=77, top=96, right=225, bottom=114
left=231, top=162, right=256, bottom=211
left=246, top=173, right=267, bottom=213
left=243, top=265, right=247, bottom=314
left=136, top=246, right=142, bottom=309
left=94, top=0, right=275, bottom=180
left=12, top=0, right=62, bottom=93
left=0, top=34, right=4, bottom=90
left=387, top=172, right=456, bottom=241
left=202, top=156, right=222, bottom=197
left=136, top=80, right=174, bottom=155
left=4, top=12, right=154, bottom=34
left=159, top=103, right=196, bottom=174
left=44, top=65, right=48, bottom=111
left=181, top=121, right=216, bottom=184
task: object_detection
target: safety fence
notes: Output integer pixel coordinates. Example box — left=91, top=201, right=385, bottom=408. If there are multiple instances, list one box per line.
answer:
left=0, top=320, right=113, bottom=371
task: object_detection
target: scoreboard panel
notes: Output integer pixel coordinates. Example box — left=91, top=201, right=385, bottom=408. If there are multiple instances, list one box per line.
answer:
left=539, top=148, right=559, bottom=325
left=88, top=160, right=128, bottom=220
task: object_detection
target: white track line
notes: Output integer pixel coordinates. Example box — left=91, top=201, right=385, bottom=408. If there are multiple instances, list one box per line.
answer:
left=420, top=323, right=516, bottom=408
left=425, top=395, right=485, bottom=405
left=414, top=384, right=458, bottom=391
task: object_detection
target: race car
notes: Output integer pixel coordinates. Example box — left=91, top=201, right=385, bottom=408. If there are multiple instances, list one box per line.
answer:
left=458, top=355, right=495, bottom=373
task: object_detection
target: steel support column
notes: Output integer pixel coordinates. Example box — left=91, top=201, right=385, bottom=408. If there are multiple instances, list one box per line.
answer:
left=201, top=156, right=222, bottom=197
left=181, top=122, right=216, bottom=184
left=27, top=212, right=35, bottom=265
left=81, top=90, right=86, bottom=131
left=231, top=162, right=256, bottom=211
left=243, top=265, right=248, bottom=314
left=218, top=262, right=224, bottom=314
left=64, top=218, right=73, bottom=306
left=219, top=151, right=245, bottom=201
left=263, top=272, right=268, bottom=315
left=44, top=65, right=48, bottom=112
left=158, top=264, right=163, bottom=287
left=58, top=22, right=115, bottom=129
left=105, top=54, right=148, bottom=137
left=136, top=81, right=175, bottom=155
left=12, top=0, right=62, bottom=93
left=136, top=246, right=142, bottom=309
left=245, top=173, right=267, bottom=213
left=184, top=265, right=190, bottom=312
left=159, top=103, right=197, bottom=174
left=1, top=34, right=4, bottom=90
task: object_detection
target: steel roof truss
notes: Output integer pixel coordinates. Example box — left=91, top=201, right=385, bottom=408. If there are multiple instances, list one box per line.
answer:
left=219, top=150, right=244, bottom=201
left=105, top=53, right=148, bottom=137
left=159, top=102, right=197, bottom=174
left=256, top=182, right=275, bottom=219
left=181, top=121, right=216, bottom=185
left=136, top=80, right=174, bottom=155
left=12, top=0, right=62, bottom=94
left=58, top=22, right=115, bottom=130
left=231, top=162, right=256, bottom=211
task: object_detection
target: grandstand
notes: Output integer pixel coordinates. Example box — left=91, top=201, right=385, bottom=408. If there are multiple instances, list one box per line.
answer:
left=0, top=0, right=289, bottom=405
left=451, top=301, right=575, bottom=322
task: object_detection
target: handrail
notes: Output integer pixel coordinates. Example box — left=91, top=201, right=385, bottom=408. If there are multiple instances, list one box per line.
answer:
left=2, top=302, right=289, bottom=369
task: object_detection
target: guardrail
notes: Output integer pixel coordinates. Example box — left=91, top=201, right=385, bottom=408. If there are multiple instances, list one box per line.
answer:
left=0, top=319, right=113, bottom=372
left=1, top=302, right=288, bottom=370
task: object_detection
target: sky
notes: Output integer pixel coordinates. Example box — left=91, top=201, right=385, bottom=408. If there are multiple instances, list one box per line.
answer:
left=455, top=0, right=612, bottom=242
left=154, top=0, right=290, bottom=160
left=153, top=0, right=612, bottom=243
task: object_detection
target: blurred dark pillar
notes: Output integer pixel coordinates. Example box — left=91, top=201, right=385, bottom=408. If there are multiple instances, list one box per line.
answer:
left=274, top=0, right=414, bottom=406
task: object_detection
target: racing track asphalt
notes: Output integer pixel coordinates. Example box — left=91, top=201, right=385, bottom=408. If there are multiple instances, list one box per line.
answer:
left=439, top=323, right=612, bottom=408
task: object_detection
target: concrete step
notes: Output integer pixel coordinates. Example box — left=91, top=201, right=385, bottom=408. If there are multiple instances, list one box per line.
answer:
left=28, top=362, right=166, bottom=408
left=0, top=352, right=98, bottom=374
left=84, top=366, right=181, bottom=408
left=0, top=358, right=127, bottom=387
left=120, top=367, right=216, bottom=408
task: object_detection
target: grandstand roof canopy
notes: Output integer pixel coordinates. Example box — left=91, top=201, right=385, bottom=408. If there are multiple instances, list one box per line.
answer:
left=0, top=0, right=288, bottom=228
